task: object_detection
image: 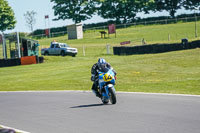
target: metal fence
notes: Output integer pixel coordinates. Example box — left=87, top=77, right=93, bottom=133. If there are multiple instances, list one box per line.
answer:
left=30, top=16, right=200, bottom=39
left=32, top=31, right=67, bottom=39
left=84, top=16, right=200, bottom=30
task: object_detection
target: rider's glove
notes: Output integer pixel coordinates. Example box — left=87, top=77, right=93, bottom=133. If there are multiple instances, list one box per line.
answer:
left=113, top=70, right=117, bottom=76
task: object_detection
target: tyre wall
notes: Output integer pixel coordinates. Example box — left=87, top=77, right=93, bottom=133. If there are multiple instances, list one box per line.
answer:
left=113, top=40, right=200, bottom=55
left=0, top=58, right=21, bottom=67
left=0, top=56, right=44, bottom=67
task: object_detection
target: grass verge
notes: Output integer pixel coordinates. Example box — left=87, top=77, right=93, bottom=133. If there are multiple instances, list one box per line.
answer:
left=0, top=48, right=200, bottom=95
left=0, top=21, right=200, bottom=95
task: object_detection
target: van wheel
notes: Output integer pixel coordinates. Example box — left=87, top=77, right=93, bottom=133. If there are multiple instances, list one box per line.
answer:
left=44, top=51, right=49, bottom=55
left=61, top=51, right=65, bottom=56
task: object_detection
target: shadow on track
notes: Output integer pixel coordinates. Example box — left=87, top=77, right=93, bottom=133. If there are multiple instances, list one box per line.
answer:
left=70, top=103, right=106, bottom=108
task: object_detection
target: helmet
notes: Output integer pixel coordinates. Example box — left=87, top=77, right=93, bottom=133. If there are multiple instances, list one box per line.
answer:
left=98, top=58, right=106, bottom=64
left=97, top=58, right=107, bottom=71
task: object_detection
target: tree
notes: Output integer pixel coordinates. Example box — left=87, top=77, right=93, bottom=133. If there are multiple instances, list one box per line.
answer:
left=0, top=0, right=16, bottom=32
left=51, top=0, right=97, bottom=23
left=182, top=0, right=200, bottom=10
left=24, top=11, right=37, bottom=32
left=141, top=0, right=157, bottom=14
left=98, top=0, right=154, bottom=23
left=98, top=0, right=122, bottom=23
left=155, top=0, right=183, bottom=17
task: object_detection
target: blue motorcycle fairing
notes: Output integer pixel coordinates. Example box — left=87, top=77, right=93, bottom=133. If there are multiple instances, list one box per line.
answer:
left=98, top=69, right=116, bottom=100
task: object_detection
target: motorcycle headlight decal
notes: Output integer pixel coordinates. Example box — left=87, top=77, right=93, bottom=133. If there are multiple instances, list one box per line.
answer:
left=103, top=73, right=113, bottom=82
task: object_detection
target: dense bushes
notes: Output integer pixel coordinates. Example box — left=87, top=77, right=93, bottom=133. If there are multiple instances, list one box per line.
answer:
left=32, top=26, right=67, bottom=36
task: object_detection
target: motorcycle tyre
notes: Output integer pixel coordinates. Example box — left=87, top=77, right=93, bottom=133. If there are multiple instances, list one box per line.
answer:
left=108, top=87, right=117, bottom=104
left=101, top=96, right=109, bottom=104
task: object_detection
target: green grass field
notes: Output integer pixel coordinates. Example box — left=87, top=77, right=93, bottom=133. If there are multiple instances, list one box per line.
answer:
left=0, top=21, right=200, bottom=95
left=39, top=21, right=200, bottom=46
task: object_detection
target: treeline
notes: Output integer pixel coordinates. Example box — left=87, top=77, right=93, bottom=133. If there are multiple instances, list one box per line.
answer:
left=50, top=0, right=200, bottom=24
left=32, top=0, right=200, bottom=36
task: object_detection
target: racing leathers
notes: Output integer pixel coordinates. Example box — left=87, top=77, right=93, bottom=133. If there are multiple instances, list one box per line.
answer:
left=91, top=63, right=117, bottom=98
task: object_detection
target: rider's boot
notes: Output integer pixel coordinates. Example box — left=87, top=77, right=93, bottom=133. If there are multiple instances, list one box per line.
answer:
left=92, top=90, right=101, bottom=98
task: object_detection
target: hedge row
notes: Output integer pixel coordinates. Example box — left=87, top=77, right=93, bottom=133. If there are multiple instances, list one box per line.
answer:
left=135, top=13, right=200, bottom=23
left=113, top=40, right=200, bottom=55
left=84, top=13, right=200, bottom=29
left=32, top=26, right=67, bottom=36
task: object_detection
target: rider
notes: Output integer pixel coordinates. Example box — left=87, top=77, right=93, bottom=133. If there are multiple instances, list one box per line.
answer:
left=91, top=58, right=117, bottom=98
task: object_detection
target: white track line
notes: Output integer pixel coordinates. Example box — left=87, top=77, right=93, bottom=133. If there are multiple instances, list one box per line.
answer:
left=0, top=124, right=30, bottom=133
left=0, top=90, right=200, bottom=97
left=117, top=91, right=200, bottom=97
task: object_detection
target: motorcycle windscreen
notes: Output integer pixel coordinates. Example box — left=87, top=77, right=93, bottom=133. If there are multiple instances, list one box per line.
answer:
left=99, top=64, right=109, bottom=73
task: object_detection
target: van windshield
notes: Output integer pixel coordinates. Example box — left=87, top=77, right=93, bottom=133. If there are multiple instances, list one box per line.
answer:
left=60, top=44, right=69, bottom=48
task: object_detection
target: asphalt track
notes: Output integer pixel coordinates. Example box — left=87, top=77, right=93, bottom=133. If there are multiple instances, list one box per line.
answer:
left=0, top=91, right=200, bottom=133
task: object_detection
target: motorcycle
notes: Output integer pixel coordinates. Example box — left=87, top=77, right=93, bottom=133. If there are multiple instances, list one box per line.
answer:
left=98, top=68, right=117, bottom=104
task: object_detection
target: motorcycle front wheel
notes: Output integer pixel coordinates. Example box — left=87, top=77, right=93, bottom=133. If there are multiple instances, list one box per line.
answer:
left=108, top=87, right=117, bottom=104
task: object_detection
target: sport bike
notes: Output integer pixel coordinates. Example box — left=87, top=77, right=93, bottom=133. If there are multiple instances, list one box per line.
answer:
left=98, top=68, right=117, bottom=104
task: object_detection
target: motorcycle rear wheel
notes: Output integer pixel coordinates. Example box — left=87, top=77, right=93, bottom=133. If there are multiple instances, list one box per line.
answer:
left=101, top=96, right=109, bottom=104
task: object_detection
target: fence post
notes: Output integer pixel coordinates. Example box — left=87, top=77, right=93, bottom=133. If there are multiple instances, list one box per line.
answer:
left=83, top=45, right=85, bottom=56
left=17, top=32, right=21, bottom=58
left=195, top=14, right=197, bottom=38
left=2, top=34, right=7, bottom=59
left=168, top=33, right=170, bottom=41
left=106, top=44, right=110, bottom=54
